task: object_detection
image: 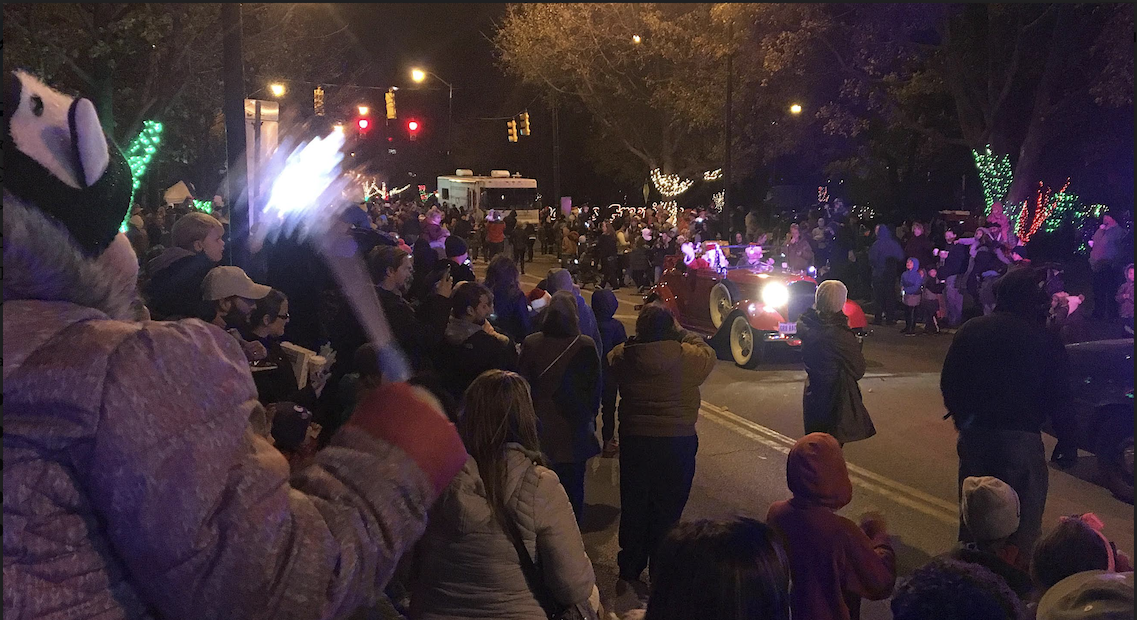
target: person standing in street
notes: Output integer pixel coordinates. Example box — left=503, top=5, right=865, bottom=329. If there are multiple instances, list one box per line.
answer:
left=608, top=304, right=716, bottom=591
left=941, top=267, right=1079, bottom=556
left=592, top=288, right=627, bottom=457
left=518, top=292, right=602, bottom=522
left=869, top=224, right=906, bottom=326
left=1089, top=213, right=1127, bottom=321
left=797, top=280, right=876, bottom=446
left=939, top=228, right=973, bottom=328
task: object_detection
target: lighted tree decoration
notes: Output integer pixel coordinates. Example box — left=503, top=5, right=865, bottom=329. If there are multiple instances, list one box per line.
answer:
left=118, top=120, right=165, bottom=232
left=192, top=199, right=213, bottom=214
left=972, top=145, right=1012, bottom=215
left=1015, top=179, right=1071, bottom=243
left=650, top=168, right=694, bottom=198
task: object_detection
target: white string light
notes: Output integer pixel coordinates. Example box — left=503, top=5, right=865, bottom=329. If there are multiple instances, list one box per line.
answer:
left=652, top=200, right=678, bottom=225
left=650, top=168, right=694, bottom=197
left=703, top=169, right=723, bottom=181
left=711, top=190, right=725, bottom=212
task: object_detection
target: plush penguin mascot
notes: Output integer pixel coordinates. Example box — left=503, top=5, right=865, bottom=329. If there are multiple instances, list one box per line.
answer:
left=4, top=69, right=139, bottom=319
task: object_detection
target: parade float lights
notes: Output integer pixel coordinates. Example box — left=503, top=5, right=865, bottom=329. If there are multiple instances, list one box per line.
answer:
left=259, top=128, right=409, bottom=381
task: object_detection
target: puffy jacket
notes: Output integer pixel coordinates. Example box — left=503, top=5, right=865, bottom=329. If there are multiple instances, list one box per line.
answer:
left=3, top=196, right=466, bottom=620
left=410, top=446, right=596, bottom=620
left=766, top=434, right=896, bottom=620
left=608, top=330, right=716, bottom=437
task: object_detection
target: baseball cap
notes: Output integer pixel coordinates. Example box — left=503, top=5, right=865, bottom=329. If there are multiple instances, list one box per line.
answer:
left=202, top=266, right=271, bottom=301
left=1037, top=570, right=1134, bottom=620
left=961, top=476, right=1021, bottom=542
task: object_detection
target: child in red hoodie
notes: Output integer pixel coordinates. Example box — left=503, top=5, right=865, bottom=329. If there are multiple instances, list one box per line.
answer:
left=766, top=433, right=897, bottom=620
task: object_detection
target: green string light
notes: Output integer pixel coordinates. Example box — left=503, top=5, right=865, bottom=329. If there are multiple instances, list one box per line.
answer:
left=972, top=145, right=1013, bottom=216
left=192, top=199, right=213, bottom=214
left=119, top=120, right=165, bottom=232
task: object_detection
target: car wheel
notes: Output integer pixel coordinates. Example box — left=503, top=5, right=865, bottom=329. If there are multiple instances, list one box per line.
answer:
left=709, top=282, right=734, bottom=329
left=729, top=315, right=762, bottom=369
left=1104, top=432, right=1134, bottom=504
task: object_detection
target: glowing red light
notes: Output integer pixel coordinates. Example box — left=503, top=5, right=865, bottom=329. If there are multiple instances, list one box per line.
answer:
left=357, top=118, right=370, bottom=130
left=408, top=120, right=419, bottom=131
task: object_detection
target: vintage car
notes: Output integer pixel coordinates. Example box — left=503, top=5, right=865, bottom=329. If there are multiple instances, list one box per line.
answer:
left=642, top=248, right=867, bottom=367
left=1052, top=339, right=1134, bottom=503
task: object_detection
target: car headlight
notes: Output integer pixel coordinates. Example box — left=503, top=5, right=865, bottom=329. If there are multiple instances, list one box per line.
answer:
left=761, top=282, right=789, bottom=307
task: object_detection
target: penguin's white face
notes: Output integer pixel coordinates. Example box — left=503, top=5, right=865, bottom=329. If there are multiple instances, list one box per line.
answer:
left=9, top=70, right=109, bottom=190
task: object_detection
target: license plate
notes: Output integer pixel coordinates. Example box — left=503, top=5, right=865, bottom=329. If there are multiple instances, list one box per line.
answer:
left=778, top=322, right=797, bottom=335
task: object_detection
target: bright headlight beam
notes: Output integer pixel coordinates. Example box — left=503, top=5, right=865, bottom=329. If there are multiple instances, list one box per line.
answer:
left=761, top=282, right=790, bottom=307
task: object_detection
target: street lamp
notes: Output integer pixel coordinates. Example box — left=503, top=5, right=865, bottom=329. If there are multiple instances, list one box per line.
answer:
left=410, top=67, right=454, bottom=158
left=789, top=103, right=802, bottom=115
left=269, top=83, right=286, bottom=97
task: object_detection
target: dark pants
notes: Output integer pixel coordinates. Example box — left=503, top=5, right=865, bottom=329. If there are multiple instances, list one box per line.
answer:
left=603, top=256, right=621, bottom=289
left=486, top=241, right=504, bottom=260
left=551, top=461, right=588, bottom=525
left=957, top=429, right=1047, bottom=554
left=601, top=374, right=618, bottom=443
left=1092, top=266, right=1120, bottom=320
left=618, top=434, right=698, bottom=581
left=873, top=277, right=897, bottom=323
left=513, top=245, right=527, bottom=274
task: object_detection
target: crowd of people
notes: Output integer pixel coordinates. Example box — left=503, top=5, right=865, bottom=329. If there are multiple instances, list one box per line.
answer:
left=5, top=70, right=1133, bottom=620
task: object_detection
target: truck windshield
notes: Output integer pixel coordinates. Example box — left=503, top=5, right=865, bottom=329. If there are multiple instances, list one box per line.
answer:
left=480, top=187, right=538, bottom=212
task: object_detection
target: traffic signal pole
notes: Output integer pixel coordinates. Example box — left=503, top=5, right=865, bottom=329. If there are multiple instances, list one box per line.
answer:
left=724, top=19, right=733, bottom=237
left=221, top=2, right=249, bottom=269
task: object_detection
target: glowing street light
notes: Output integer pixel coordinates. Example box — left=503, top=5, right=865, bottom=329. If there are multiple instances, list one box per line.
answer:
left=408, top=67, right=454, bottom=156
left=632, top=34, right=642, bottom=44
left=269, top=83, right=286, bottom=97
left=789, top=103, right=803, bottom=115
left=411, top=68, right=427, bottom=83
left=332, top=123, right=345, bottom=134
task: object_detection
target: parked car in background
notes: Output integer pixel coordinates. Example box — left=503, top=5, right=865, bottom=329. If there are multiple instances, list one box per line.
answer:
left=1057, top=339, right=1134, bottom=503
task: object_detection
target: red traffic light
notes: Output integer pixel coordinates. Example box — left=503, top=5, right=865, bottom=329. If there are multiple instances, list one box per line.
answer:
left=408, top=120, right=419, bottom=132
left=357, top=118, right=370, bottom=130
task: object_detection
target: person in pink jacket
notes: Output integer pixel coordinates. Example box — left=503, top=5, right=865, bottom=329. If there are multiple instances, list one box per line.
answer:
left=766, top=433, right=897, bottom=620
left=3, top=68, right=467, bottom=620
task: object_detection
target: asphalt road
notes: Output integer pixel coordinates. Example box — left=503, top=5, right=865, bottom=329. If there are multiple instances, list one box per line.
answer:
left=476, top=252, right=1134, bottom=619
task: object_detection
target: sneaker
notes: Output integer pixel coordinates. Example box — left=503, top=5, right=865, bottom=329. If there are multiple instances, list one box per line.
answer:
left=903, top=330, right=917, bottom=337
left=602, top=438, right=620, bottom=458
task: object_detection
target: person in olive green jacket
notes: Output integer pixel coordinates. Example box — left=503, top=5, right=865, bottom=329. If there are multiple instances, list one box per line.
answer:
left=608, top=304, right=716, bottom=588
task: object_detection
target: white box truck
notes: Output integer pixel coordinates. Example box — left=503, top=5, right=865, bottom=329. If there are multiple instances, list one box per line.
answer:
left=437, top=169, right=540, bottom=225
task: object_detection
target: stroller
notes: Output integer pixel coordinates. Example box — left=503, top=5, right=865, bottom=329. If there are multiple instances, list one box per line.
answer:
left=576, top=240, right=602, bottom=290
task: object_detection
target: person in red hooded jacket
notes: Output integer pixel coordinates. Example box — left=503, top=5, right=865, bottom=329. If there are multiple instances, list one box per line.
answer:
left=766, top=433, right=897, bottom=620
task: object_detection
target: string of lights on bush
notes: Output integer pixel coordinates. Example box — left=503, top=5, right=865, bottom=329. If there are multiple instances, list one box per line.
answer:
left=703, top=169, right=723, bottom=181
left=650, top=169, right=694, bottom=197
left=972, top=145, right=1012, bottom=215
left=652, top=200, right=679, bottom=224
left=118, top=120, right=165, bottom=232
left=1015, top=179, right=1071, bottom=243
left=711, top=190, right=725, bottom=212
left=191, top=199, right=213, bottom=214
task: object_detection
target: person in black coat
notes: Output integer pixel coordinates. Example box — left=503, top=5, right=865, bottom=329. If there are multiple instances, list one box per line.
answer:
left=940, top=266, right=1078, bottom=556
left=484, top=254, right=533, bottom=343
left=444, top=236, right=477, bottom=285
left=368, top=245, right=452, bottom=374
left=797, top=280, right=875, bottom=446
left=433, top=282, right=519, bottom=404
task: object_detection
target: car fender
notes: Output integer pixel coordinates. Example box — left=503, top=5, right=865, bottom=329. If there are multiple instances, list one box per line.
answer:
left=639, top=284, right=681, bottom=318
left=843, top=299, right=868, bottom=329
left=731, top=298, right=787, bottom=332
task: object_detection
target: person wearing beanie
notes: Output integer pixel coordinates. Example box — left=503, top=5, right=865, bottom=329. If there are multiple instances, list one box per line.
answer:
left=941, top=266, right=1079, bottom=556
left=942, top=476, right=1034, bottom=599
left=766, top=433, right=896, bottom=620
left=3, top=69, right=467, bottom=619
left=445, top=235, right=477, bottom=284
left=891, top=557, right=1027, bottom=620
left=1036, top=570, right=1135, bottom=620
left=797, top=280, right=876, bottom=446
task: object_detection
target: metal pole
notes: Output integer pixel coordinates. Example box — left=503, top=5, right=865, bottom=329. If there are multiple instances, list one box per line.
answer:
left=447, top=83, right=453, bottom=158
left=552, top=101, right=561, bottom=211
left=252, top=100, right=261, bottom=231
left=724, top=20, right=733, bottom=236
left=222, top=3, right=248, bottom=268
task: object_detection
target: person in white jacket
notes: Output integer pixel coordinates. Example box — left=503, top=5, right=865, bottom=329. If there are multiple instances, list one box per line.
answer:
left=409, top=370, right=600, bottom=619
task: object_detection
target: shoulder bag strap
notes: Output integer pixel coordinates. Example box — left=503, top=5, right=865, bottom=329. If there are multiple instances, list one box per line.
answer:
left=500, top=507, right=561, bottom=617
left=537, top=335, right=581, bottom=380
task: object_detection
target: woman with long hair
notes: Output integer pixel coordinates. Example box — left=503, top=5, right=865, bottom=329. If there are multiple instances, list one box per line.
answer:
left=640, top=518, right=791, bottom=620
left=484, top=254, right=534, bottom=343
left=518, top=291, right=602, bottom=522
left=409, top=370, right=599, bottom=619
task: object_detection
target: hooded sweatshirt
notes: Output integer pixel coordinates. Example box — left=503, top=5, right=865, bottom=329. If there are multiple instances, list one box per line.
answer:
left=590, top=288, right=627, bottom=366
left=545, top=269, right=603, bottom=360
left=766, top=433, right=896, bottom=620
left=900, top=258, right=923, bottom=297
left=868, top=225, right=905, bottom=280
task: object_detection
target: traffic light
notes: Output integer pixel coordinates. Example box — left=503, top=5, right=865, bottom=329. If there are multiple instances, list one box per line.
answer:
left=357, top=118, right=370, bottom=132
left=507, top=119, right=518, bottom=142
left=385, top=91, right=397, bottom=119
left=519, top=111, right=530, bottom=136
left=407, top=119, right=420, bottom=141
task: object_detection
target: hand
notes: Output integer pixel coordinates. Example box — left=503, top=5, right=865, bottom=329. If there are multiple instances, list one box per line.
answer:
left=434, top=273, right=454, bottom=298
left=859, top=511, right=888, bottom=539
left=482, top=320, right=498, bottom=336
left=243, top=340, right=268, bottom=362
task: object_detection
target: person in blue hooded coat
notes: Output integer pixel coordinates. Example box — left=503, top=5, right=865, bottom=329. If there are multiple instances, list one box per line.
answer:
left=591, top=288, right=627, bottom=456
left=868, top=224, right=905, bottom=326
left=900, top=257, right=924, bottom=335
